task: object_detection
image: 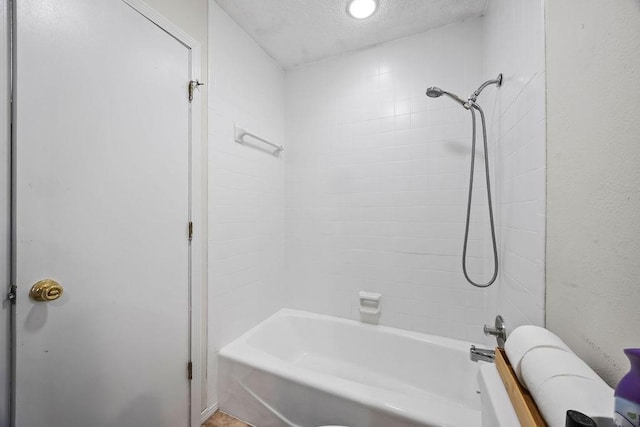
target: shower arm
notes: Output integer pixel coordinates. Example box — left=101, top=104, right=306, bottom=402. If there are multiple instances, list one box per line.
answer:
left=467, top=74, right=503, bottom=104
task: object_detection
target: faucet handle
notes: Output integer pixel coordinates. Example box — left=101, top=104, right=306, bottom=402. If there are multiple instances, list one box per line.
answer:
left=483, top=324, right=501, bottom=335
left=483, top=315, right=506, bottom=347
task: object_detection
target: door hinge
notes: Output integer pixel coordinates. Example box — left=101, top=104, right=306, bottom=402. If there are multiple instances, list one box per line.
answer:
left=187, top=361, right=193, bottom=380
left=188, top=80, right=204, bottom=102
left=188, top=221, right=193, bottom=241
left=7, top=285, right=16, bottom=305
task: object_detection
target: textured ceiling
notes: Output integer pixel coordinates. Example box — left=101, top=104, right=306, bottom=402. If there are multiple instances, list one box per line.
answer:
left=214, top=0, right=487, bottom=68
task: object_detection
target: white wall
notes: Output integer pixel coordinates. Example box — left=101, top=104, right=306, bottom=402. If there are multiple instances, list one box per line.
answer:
left=205, top=0, right=547, bottom=411
left=283, top=6, right=547, bottom=344
left=482, top=0, right=546, bottom=333
left=1, top=0, right=10, bottom=424
left=207, top=1, right=286, bottom=410
left=546, top=0, right=640, bottom=386
left=285, top=20, right=498, bottom=343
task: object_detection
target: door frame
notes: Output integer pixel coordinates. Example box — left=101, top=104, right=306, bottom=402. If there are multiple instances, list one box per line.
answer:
left=9, top=0, right=204, bottom=426
left=1, top=0, right=11, bottom=425
left=120, top=2, right=203, bottom=426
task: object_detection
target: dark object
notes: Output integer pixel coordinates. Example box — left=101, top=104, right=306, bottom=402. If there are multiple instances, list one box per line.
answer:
left=566, top=410, right=597, bottom=427
left=615, top=348, right=640, bottom=404
left=615, top=348, right=640, bottom=427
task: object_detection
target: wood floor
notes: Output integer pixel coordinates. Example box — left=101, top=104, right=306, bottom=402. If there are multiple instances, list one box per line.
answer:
left=202, top=410, right=252, bottom=427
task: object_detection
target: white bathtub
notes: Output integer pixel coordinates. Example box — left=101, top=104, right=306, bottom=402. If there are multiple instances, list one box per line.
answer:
left=218, top=309, right=486, bottom=427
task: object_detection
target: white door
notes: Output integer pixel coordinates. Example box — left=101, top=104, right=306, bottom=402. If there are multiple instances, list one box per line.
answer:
left=14, top=1, right=193, bottom=426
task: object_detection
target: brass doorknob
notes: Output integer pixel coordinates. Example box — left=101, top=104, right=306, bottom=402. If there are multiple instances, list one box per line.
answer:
left=29, top=279, right=64, bottom=302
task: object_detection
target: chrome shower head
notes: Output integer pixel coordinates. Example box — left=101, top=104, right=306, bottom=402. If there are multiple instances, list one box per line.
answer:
left=426, top=87, right=468, bottom=108
left=426, top=87, right=443, bottom=98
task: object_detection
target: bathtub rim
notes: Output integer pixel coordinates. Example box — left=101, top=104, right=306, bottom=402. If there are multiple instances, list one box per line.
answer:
left=222, top=308, right=482, bottom=354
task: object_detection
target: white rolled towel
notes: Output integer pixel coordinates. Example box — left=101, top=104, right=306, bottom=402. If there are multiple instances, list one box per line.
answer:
left=520, top=347, right=606, bottom=396
left=505, top=325, right=573, bottom=382
left=534, top=375, right=614, bottom=427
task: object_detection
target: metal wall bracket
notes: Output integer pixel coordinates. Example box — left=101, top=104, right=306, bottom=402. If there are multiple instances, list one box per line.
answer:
left=7, top=285, right=16, bottom=305
left=188, top=80, right=204, bottom=102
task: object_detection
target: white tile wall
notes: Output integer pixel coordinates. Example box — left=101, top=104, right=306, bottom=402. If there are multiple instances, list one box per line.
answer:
left=482, top=0, right=546, bottom=333
left=284, top=19, right=499, bottom=342
left=207, top=1, right=286, bottom=408
left=283, top=5, right=546, bottom=344
left=206, top=0, right=547, bottom=409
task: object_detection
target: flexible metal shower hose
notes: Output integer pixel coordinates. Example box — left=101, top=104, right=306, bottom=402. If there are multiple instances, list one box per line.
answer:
left=462, top=104, right=499, bottom=287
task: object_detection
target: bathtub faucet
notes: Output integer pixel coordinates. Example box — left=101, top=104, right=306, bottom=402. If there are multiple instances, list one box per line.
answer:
left=470, top=345, right=495, bottom=363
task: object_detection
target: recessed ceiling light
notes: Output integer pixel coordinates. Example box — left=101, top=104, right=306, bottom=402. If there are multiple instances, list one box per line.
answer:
left=347, top=0, right=378, bottom=19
